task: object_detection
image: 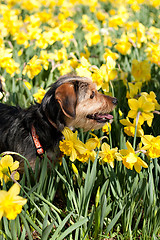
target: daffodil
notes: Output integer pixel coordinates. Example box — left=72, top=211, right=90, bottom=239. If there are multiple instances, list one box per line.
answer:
left=72, top=163, right=79, bottom=177
left=0, top=183, right=27, bottom=220
left=103, top=48, right=119, bottom=62
left=13, top=31, right=29, bottom=47
left=77, top=133, right=101, bottom=163
left=59, top=19, right=78, bottom=33
left=52, top=48, right=68, bottom=62
left=119, top=141, right=148, bottom=173
left=102, top=122, right=111, bottom=134
left=141, top=91, right=160, bottom=110
left=131, top=2, right=140, bottom=11
left=22, top=55, right=42, bottom=79
left=106, top=56, right=116, bottom=75
left=91, top=64, right=108, bottom=90
left=24, top=81, right=32, bottom=90
left=131, top=59, right=151, bottom=82
left=120, top=117, right=144, bottom=137
left=99, top=142, right=119, bottom=168
left=0, top=155, right=19, bottom=185
left=108, top=15, right=124, bottom=30
left=0, top=47, right=20, bottom=76
left=145, top=42, right=160, bottom=66
left=80, top=46, right=90, bottom=59
left=114, top=33, right=132, bottom=55
left=134, top=22, right=147, bottom=48
left=59, top=127, right=87, bottom=162
left=58, top=60, right=72, bottom=76
left=39, top=50, right=55, bottom=70
left=33, top=88, right=46, bottom=104
left=141, top=135, right=160, bottom=159
left=76, top=57, right=92, bottom=78
left=85, top=31, right=101, bottom=46
left=126, top=82, right=142, bottom=99
left=128, top=95, right=155, bottom=126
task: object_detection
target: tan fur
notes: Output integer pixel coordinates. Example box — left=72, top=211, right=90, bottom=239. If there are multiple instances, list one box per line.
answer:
left=62, top=78, right=117, bottom=131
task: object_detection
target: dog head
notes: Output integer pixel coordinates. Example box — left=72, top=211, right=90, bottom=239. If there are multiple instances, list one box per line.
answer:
left=41, top=75, right=118, bottom=131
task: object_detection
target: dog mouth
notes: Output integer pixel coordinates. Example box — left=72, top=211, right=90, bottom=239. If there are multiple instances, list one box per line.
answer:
left=86, top=113, right=113, bottom=123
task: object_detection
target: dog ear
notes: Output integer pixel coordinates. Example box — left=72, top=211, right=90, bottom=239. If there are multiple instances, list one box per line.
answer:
left=55, top=82, right=76, bottom=118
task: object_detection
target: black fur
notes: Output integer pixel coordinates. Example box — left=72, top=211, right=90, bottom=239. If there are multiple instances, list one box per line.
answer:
left=0, top=78, right=82, bottom=167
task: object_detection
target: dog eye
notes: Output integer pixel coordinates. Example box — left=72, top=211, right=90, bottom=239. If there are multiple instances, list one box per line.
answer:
left=90, top=91, right=95, bottom=99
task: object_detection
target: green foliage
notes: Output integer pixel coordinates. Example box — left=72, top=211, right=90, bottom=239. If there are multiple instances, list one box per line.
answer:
left=0, top=0, right=160, bottom=239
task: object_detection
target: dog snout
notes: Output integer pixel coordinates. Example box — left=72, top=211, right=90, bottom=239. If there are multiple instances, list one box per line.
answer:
left=112, top=97, right=118, bottom=105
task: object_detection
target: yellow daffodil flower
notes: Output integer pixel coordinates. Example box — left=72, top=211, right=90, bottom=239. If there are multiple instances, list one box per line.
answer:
left=99, top=142, right=120, bottom=168
left=114, top=33, right=132, bottom=55
left=128, top=95, right=155, bottom=126
left=24, top=81, right=32, bottom=90
left=39, top=50, right=55, bottom=71
left=0, top=155, right=19, bottom=185
left=76, top=56, right=92, bottom=78
left=141, top=135, right=160, bottom=159
left=131, top=59, right=151, bottom=82
left=58, top=60, right=72, bottom=76
left=22, top=55, right=42, bottom=79
left=77, top=133, right=101, bottom=163
left=145, top=42, right=160, bottom=66
left=0, top=47, right=20, bottom=76
left=33, top=88, right=46, bottom=104
left=103, top=48, right=119, bottom=62
left=102, top=122, right=111, bottom=134
left=59, top=19, right=78, bottom=33
left=126, top=82, right=142, bottom=99
left=72, top=163, right=79, bottom=177
left=91, top=64, right=108, bottom=90
left=120, top=117, right=144, bottom=137
left=119, top=141, right=148, bottom=173
left=0, top=183, right=27, bottom=220
left=59, top=127, right=87, bottom=162
left=85, top=31, right=101, bottom=46
left=141, top=91, right=160, bottom=110
left=80, top=46, right=90, bottom=59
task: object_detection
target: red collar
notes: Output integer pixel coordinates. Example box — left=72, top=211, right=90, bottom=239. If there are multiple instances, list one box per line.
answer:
left=31, top=119, right=57, bottom=158
left=31, top=125, right=44, bottom=158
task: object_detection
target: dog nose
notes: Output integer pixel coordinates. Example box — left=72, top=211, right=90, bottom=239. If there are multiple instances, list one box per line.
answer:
left=112, top=97, right=118, bottom=105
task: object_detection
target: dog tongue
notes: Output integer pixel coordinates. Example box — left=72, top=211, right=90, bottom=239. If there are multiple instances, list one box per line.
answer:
left=96, top=113, right=113, bottom=120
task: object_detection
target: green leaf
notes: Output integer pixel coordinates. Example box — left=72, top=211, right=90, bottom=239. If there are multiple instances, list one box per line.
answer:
left=41, top=221, right=55, bottom=240
left=51, top=212, right=73, bottom=240
left=55, top=217, right=88, bottom=240
left=10, top=220, right=17, bottom=240
left=20, top=214, right=33, bottom=240
left=105, top=206, right=125, bottom=234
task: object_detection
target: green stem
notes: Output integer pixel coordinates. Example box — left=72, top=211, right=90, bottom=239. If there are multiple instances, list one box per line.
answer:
left=108, top=123, right=112, bottom=149
left=133, top=111, right=140, bottom=150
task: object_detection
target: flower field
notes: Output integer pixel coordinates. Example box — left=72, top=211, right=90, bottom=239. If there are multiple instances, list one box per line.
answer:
left=0, top=0, right=160, bottom=239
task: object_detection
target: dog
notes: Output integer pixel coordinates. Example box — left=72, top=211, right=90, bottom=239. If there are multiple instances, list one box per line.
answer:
left=0, top=75, right=118, bottom=169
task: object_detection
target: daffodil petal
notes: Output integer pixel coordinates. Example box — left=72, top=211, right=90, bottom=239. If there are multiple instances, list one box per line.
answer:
left=10, top=161, right=19, bottom=171
left=128, top=110, right=137, bottom=118
left=126, top=141, right=134, bottom=153
left=0, top=209, right=4, bottom=220
left=128, top=99, right=139, bottom=110
left=8, top=183, right=20, bottom=197
left=134, top=162, right=141, bottom=173
left=141, top=101, right=155, bottom=112
left=70, top=149, right=77, bottom=162
left=1, top=155, right=13, bottom=168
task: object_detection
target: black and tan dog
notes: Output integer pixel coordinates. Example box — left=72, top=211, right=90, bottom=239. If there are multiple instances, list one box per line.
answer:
left=0, top=75, right=118, bottom=168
